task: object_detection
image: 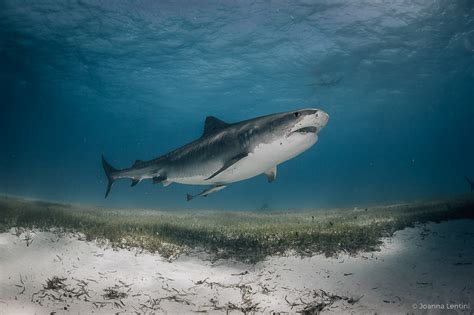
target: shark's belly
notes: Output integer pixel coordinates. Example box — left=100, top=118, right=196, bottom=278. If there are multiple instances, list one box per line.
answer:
left=209, top=153, right=276, bottom=184
left=171, top=156, right=270, bottom=185
left=174, top=133, right=317, bottom=185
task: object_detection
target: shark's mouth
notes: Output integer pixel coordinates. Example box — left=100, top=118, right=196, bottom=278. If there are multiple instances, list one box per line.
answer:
left=293, top=126, right=317, bottom=134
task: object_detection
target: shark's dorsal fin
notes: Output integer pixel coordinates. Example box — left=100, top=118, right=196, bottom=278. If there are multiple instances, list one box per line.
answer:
left=203, top=116, right=229, bottom=136
left=133, top=160, right=145, bottom=167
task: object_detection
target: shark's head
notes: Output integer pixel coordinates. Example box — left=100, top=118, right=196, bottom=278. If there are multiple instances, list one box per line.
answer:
left=250, top=108, right=329, bottom=164
left=264, top=108, right=329, bottom=138
left=247, top=108, right=329, bottom=165
left=286, top=108, right=329, bottom=135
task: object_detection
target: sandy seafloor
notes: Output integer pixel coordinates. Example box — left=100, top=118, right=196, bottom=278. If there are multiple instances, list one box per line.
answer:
left=0, top=220, right=473, bottom=314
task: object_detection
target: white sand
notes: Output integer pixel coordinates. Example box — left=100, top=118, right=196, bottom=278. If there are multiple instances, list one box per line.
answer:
left=0, top=220, right=473, bottom=314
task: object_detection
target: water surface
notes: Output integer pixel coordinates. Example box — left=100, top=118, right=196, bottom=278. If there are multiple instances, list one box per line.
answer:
left=1, top=1, right=473, bottom=210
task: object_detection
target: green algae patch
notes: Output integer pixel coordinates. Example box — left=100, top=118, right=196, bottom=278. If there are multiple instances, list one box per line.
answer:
left=0, top=195, right=473, bottom=263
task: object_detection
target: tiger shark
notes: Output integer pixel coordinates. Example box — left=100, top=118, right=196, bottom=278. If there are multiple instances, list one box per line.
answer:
left=102, top=108, right=329, bottom=201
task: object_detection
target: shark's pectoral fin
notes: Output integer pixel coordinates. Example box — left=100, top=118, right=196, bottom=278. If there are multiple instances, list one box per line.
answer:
left=264, top=166, right=277, bottom=183
left=187, top=185, right=227, bottom=201
left=206, top=153, right=248, bottom=180
left=131, top=179, right=140, bottom=187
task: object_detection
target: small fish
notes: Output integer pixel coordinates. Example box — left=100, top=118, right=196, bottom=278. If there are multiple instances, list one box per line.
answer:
left=465, top=176, right=474, bottom=192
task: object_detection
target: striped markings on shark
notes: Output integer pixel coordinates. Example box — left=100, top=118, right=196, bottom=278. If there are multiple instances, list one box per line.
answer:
left=102, top=108, right=329, bottom=201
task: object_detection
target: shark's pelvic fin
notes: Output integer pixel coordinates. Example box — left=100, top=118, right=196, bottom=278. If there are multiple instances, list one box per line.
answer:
left=206, top=152, right=248, bottom=180
left=152, top=175, right=167, bottom=184
left=202, top=116, right=229, bottom=137
left=264, top=166, right=277, bottom=183
left=102, top=155, right=118, bottom=198
left=152, top=176, right=172, bottom=187
left=187, top=185, right=227, bottom=201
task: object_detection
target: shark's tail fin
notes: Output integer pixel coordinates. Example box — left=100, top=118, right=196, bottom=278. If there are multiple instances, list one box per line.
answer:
left=186, top=194, right=194, bottom=202
left=465, top=176, right=474, bottom=192
left=102, top=155, right=118, bottom=198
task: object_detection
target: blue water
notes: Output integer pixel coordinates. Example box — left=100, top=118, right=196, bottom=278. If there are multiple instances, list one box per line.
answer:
left=1, top=1, right=473, bottom=210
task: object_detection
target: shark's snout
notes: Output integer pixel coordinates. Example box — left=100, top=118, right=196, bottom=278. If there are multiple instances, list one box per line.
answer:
left=317, top=110, right=329, bottom=128
left=289, top=109, right=328, bottom=135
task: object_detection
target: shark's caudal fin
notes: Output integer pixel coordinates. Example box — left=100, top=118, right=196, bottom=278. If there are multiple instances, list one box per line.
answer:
left=102, top=155, right=118, bottom=198
left=186, top=194, right=194, bottom=202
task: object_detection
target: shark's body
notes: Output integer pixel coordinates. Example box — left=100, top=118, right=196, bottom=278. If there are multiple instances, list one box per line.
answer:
left=102, top=108, right=329, bottom=200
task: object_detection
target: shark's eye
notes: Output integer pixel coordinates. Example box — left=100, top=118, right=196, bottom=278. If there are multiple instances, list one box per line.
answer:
left=294, top=112, right=300, bottom=117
